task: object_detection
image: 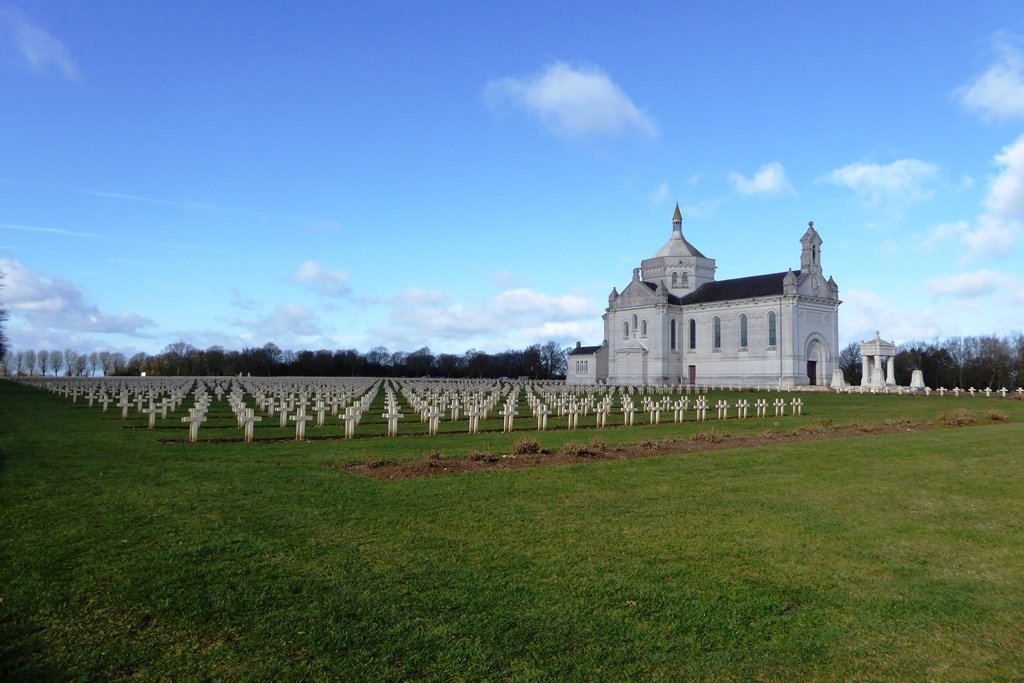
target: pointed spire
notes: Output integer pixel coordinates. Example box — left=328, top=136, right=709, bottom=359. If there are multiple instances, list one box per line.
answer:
left=672, top=203, right=682, bottom=223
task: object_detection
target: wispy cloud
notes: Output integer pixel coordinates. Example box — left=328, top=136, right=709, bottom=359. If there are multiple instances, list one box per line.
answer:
left=955, top=33, right=1024, bottom=121
left=484, top=61, right=656, bottom=139
left=73, top=188, right=220, bottom=211
left=729, top=162, right=792, bottom=196
left=0, top=222, right=101, bottom=238
left=821, top=158, right=938, bottom=205
left=290, top=260, right=351, bottom=298
left=925, top=269, right=1023, bottom=299
left=0, top=8, right=79, bottom=80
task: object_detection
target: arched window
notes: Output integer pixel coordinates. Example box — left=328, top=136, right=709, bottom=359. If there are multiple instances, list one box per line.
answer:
left=688, top=319, right=696, bottom=350
left=713, top=316, right=722, bottom=350
left=671, top=272, right=678, bottom=287
left=640, top=320, right=647, bottom=337
left=623, top=321, right=629, bottom=339
left=739, top=314, right=748, bottom=348
left=632, top=314, right=638, bottom=329
left=768, top=311, right=777, bottom=347
left=681, top=272, right=689, bottom=287
left=670, top=319, right=677, bottom=350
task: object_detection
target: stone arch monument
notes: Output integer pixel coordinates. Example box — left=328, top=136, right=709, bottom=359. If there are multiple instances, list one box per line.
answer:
left=860, top=331, right=896, bottom=387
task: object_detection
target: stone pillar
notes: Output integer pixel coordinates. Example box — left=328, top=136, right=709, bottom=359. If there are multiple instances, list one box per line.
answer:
left=871, top=356, right=885, bottom=387
left=861, top=355, right=869, bottom=386
left=886, top=356, right=896, bottom=386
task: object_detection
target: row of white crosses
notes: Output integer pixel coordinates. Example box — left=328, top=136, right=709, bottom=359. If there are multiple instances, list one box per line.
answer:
left=21, top=376, right=811, bottom=441
left=841, top=383, right=1023, bottom=398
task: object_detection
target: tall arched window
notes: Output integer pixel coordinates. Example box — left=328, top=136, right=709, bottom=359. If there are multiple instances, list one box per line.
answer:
left=623, top=321, right=629, bottom=339
left=739, top=314, right=748, bottom=348
left=632, top=314, right=638, bottom=329
left=671, top=272, right=678, bottom=287
left=768, top=311, right=777, bottom=347
left=713, top=316, right=722, bottom=350
left=688, top=319, right=696, bottom=350
left=640, top=320, right=647, bottom=337
left=681, top=272, right=689, bottom=287
left=670, top=319, right=677, bottom=350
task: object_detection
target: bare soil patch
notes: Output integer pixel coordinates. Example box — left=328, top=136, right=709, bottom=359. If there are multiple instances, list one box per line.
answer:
left=339, top=417, right=987, bottom=481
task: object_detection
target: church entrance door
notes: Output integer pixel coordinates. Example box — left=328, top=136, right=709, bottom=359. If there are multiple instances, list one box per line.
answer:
left=807, top=361, right=817, bottom=385
left=688, top=365, right=696, bottom=385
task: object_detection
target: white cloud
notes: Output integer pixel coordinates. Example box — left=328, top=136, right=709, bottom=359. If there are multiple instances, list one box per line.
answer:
left=484, top=61, right=656, bottom=138
left=949, top=135, right=1024, bottom=261
left=0, top=8, right=79, bottom=80
left=729, top=162, right=792, bottom=196
left=244, top=304, right=324, bottom=339
left=985, top=134, right=1024, bottom=216
left=959, top=215, right=1021, bottom=259
left=290, top=260, right=351, bottom=298
left=839, top=288, right=943, bottom=346
left=823, top=159, right=938, bottom=204
left=373, top=285, right=602, bottom=351
left=0, top=258, right=154, bottom=348
left=925, top=269, right=1023, bottom=299
left=955, top=36, right=1024, bottom=120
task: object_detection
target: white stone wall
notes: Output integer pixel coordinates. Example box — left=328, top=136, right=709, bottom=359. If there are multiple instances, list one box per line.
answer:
left=603, top=295, right=837, bottom=387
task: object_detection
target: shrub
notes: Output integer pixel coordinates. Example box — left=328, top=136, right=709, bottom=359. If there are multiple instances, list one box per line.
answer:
left=513, top=438, right=540, bottom=454
left=589, top=437, right=607, bottom=452
left=691, top=430, right=726, bottom=445
left=563, top=441, right=590, bottom=457
left=986, top=410, right=1008, bottom=422
left=635, top=439, right=656, bottom=449
left=938, top=409, right=977, bottom=427
left=468, top=451, right=497, bottom=463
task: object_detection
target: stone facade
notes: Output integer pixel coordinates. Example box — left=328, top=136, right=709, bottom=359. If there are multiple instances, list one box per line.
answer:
left=566, top=206, right=841, bottom=387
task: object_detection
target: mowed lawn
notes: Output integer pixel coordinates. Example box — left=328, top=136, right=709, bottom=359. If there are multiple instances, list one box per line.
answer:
left=2, top=380, right=1024, bottom=680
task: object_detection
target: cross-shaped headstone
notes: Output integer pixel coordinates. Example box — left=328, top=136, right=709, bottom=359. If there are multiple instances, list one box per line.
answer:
left=536, top=404, right=551, bottom=431
left=241, top=408, right=262, bottom=443
left=382, top=405, right=404, bottom=437
left=736, top=399, right=749, bottom=419
left=181, top=408, right=207, bottom=443
left=291, top=408, right=313, bottom=442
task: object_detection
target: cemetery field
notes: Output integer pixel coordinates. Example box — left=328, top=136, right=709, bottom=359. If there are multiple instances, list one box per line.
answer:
left=2, top=380, right=1024, bottom=679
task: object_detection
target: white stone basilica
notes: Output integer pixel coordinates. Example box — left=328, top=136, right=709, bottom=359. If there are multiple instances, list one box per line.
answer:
left=567, top=205, right=841, bottom=387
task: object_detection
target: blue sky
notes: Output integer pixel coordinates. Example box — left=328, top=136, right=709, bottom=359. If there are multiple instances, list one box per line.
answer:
left=2, top=1, right=1023, bottom=358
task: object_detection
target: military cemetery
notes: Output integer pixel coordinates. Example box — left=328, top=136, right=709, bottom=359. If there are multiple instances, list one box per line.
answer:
left=4, top=3, right=1024, bottom=680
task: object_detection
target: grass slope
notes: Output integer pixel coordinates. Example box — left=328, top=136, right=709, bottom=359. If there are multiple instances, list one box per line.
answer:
left=2, top=380, right=1023, bottom=679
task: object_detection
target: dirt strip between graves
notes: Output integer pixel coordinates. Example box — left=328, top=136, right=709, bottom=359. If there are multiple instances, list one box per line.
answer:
left=340, top=413, right=1010, bottom=481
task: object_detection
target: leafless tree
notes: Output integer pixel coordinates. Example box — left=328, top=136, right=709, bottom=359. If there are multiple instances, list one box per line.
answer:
left=50, top=349, right=64, bottom=376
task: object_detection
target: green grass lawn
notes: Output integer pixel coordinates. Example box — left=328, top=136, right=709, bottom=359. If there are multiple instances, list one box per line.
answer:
left=2, top=379, right=1024, bottom=679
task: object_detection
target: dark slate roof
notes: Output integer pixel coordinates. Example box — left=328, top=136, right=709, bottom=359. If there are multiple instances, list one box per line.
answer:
left=677, top=271, right=799, bottom=305
left=568, top=345, right=603, bottom=356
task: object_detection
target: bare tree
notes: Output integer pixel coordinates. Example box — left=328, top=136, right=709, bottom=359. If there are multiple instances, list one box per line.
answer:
left=88, top=351, right=100, bottom=376
left=24, top=349, right=36, bottom=375
left=2, top=351, right=13, bottom=377
left=37, top=349, right=50, bottom=376
left=50, top=349, right=64, bottom=377
left=71, top=352, right=88, bottom=376
left=14, top=350, right=24, bottom=375
left=63, top=349, right=78, bottom=376
left=0, top=267, right=7, bottom=360
left=98, top=351, right=111, bottom=375
left=110, top=352, right=126, bottom=374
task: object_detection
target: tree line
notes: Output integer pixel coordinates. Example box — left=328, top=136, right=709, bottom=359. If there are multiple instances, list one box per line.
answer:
left=2, top=341, right=570, bottom=379
left=838, top=333, right=1024, bottom=389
